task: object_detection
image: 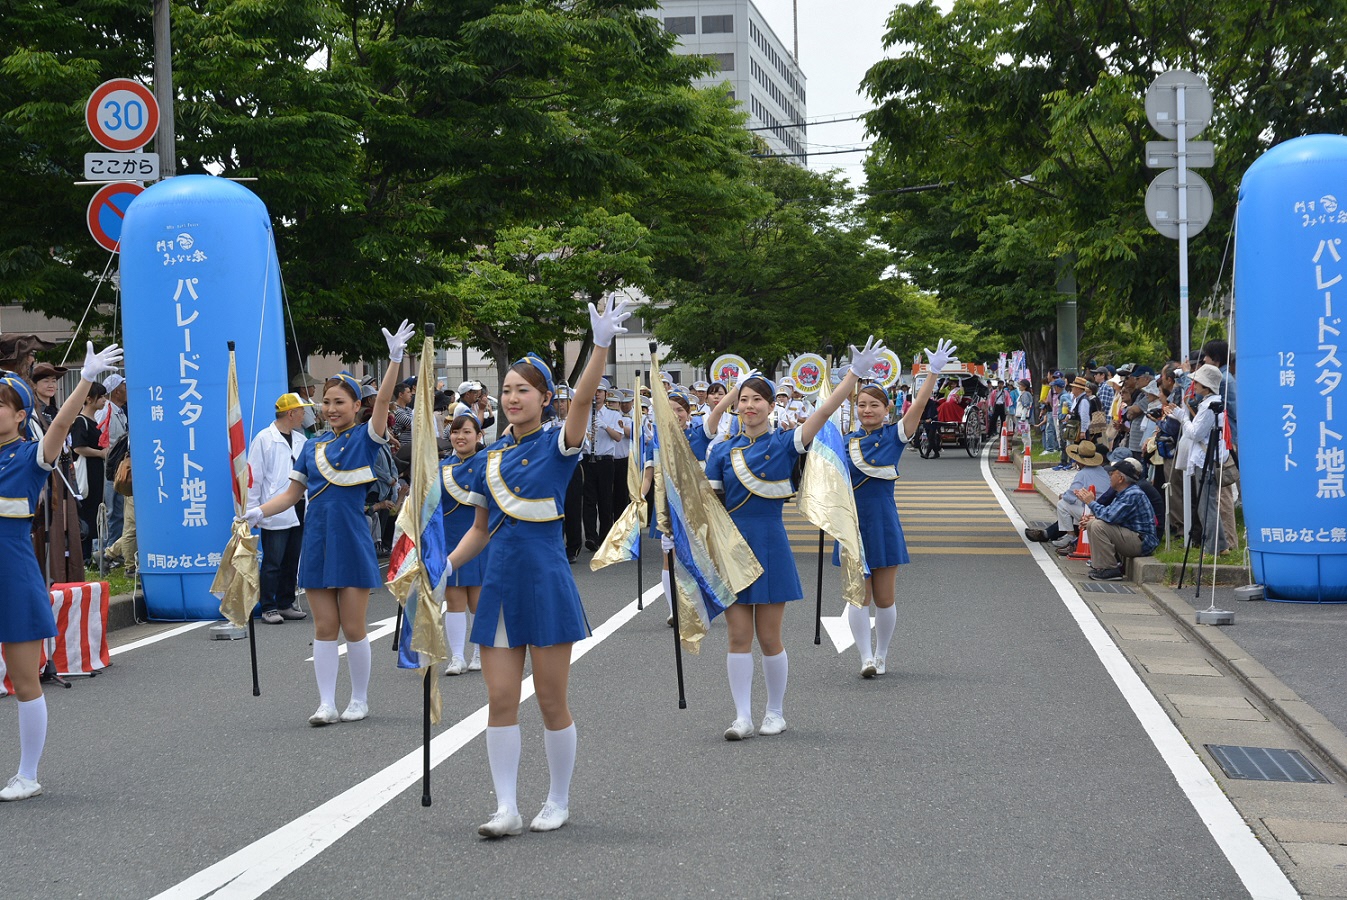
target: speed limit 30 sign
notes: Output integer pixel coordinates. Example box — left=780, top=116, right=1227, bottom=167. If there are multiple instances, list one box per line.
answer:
left=85, top=78, right=159, bottom=151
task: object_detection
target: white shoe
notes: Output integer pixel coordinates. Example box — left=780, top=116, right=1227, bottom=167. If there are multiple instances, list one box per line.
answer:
left=468, top=650, right=482, bottom=672
left=666, top=614, right=675, bottom=627
left=873, top=657, right=887, bottom=675
left=339, top=699, right=369, bottom=722
left=0, top=775, right=42, bottom=802
left=478, top=808, right=524, bottom=838
left=861, top=658, right=878, bottom=679
left=724, top=718, right=755, bottom=741
left=308, top=704, right=340, bottom=726
left=444, top=656, right=467, bottom=676
left=530, top=801, right=570, bottom=832
left=759, top=712, right=787, bottom=736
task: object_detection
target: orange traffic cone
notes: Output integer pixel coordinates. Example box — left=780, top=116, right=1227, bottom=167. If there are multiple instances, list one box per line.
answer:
left=1069, top=523, right=1093, bottom=560
left=996, top=422, right=1012, bottom=463
left=1014, top=445, right=1036, bottom=493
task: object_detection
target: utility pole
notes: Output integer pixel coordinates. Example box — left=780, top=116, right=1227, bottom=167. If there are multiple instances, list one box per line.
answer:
left=792, top=0, right=799, bottom=61
left=153, top=0, right=176, bottom=177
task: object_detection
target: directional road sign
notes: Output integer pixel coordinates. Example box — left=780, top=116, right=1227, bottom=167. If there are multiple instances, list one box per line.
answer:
left=1144, top=70, right=1212, bottom=140
left=1145, top=168, right=1213, bottom=239
left=84, top=152, right=160, bottom=182
left=1145, top=140, right=1215, bottom=169
left=85, top=79, right=160, bottom=152
left=87, top=181, right=144, bottom=253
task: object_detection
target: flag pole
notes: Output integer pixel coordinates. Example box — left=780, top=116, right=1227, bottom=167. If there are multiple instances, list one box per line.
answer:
left=814, top=529, right=824, bottom=645
left=421, top=667, right=433, bottom=806
left=635, top=370, right=643, bottom=611
left=667, top=547, right=687, bottom=710
left=392, top=606, right=402, bottom=652
left=228, top=341, right=263, bottom=696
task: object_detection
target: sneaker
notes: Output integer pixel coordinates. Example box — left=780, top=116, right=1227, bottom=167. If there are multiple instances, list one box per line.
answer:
left=1024, top=528, right=1048, bottom=542
left=478, top=809, right=524, bottom=838
left=584, top=539, right=599, bottom=552
left=724, top=718, right=755, bottom=741
left=759, top=712, right=787, bottom=736
left=666, top=614, right=675, bottom=627
left=1051, top=533, right=1075, bottom=548
left=278, top=607, right=307, bottom=620
left=873, top=657, right=887, bottom=675
left=308, top=704, right=340, bottom=726
left=530, top=801, right=570, bottom=832
left=861, top=658, right=878, bottom=679
left=1056, top=543, right=1075, bottom=556
left=568, top=551, right=580, bottom=564
left=444, top=656, right=467, bottom=676
left=339, top=699, right=369, bottom=722
left=260, top=609, right=284, bottom=625
left=1089, top=566, right=1125, bottom=581
left=0, top=775, right=42, bottom=802
left=468, top=650, right=481, bottom=672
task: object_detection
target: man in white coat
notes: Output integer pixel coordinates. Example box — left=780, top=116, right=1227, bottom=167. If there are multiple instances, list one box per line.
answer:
left=248, top=393, right=313, bottom=624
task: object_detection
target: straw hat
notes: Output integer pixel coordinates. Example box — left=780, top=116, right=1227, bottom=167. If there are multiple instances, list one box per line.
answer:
left=1071, top=376, right=1091, bottom=391
left=1066, top=440, right=1105, bottom=467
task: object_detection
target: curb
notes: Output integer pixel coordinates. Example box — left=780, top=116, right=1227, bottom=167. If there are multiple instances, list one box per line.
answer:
left=108, top=592, right=143, bottom=634
left=1140, top=581, right=1347, bottom=785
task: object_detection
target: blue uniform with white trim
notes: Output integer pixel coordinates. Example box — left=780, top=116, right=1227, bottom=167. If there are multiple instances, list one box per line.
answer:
left=290, top=422, right=385, bottom=589
left=467, top=424, right=589, bottom=648
left=440, top=450, right=485, bottom=587
left=705, top=427, right=808, bottom=604
left=834, top=421, right=910, bottom=568
left=0, top=438, right=58, bottom=642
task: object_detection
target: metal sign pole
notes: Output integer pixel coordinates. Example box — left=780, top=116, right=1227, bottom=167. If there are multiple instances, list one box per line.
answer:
left=1177, top=84, right=1194, bottom=540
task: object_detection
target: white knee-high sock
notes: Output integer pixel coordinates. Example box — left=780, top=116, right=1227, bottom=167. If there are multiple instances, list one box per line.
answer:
left=543, top=723, right=577, bottom=810
left=762, top=651, right=788, bottom=717
left=662, top=568, right=674, bottom=615
left=846, top=603, right=873, bottom=660
left=874, top=604, right=898, bottom=661
left=726, top=652, right=754, bottom=721
left=486, top=724, right=521, bottom=815
left=17, top=696, right=47, bottom=781
left=445, top=611, right=467, bottom=660
left=313, top=639, right=339, bottom=708
left=346, top=637, right=371, bottom=705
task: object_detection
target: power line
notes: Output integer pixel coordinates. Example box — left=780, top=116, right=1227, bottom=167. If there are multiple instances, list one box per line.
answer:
left=745, top=113, right=867, bottom=132
left=753, top=146, right=873, bottom=159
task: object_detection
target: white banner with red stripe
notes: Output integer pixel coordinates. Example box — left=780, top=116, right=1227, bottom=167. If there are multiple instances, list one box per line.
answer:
left=1, top=581, right=111, bottom=694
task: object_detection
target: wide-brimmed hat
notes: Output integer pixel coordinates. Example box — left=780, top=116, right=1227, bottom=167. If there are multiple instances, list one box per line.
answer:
left=1071, top=376, right=1091, bottom=391
left=275, top=392, right=314, bottom=413
left=291, top=372, right=322, bottom=389
left=29, top=362, right=67, bottom=381
left=1066, top=440, right=1105, bottom=466
left=1193, top=364, right=1223, bottom=393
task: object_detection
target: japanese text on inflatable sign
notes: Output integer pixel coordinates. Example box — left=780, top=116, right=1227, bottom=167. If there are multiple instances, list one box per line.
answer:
left=1314, top=238, right=1345, bottom=499
left=143, top=552, right=223, bottom=571
left=176, top=277, right=209, bottom=526
left=1297, top=195, right=1347, bottom=228
left=159, top=231, right=207, bottom=266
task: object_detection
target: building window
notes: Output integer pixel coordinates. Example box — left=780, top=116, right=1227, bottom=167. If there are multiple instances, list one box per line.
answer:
left=707, top=52, right=734, bottom=72
left=702, top=14, right=734, bottom=34
left=664, top=16, right=695, bottom=35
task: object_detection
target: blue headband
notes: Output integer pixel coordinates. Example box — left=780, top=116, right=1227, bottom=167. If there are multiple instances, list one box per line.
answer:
left=741, top=374, right=776, bottom=399
left=514, top=354, right=556, bottom=418
left=329, top=371, right=362, bottom=399
left=0, top=372, right=38, bottom=439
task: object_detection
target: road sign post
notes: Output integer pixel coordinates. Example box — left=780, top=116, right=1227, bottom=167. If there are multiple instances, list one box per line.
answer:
left=86, top=79, right=160, bottom=152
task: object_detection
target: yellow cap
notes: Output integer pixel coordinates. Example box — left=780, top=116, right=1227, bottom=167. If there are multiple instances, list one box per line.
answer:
left=275, top=392, right=314, bottom=413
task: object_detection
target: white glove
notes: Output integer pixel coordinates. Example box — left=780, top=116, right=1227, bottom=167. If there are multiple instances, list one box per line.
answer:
left=926, top=338, right=957, bottom=375
left=81, top=341, right=122, bottom=383
left=444, top=557, right=455, bottom=579
left=848, top=336, right=886, bottom=379
left=588, top=298, right=632, bottom=349
left=242, top=507, right=264, bottom=528
left=660, top=534, right=676, bottom=552
left=734, top=369, right=762, bottom=391
left=381, top=320, right=414, bottom=363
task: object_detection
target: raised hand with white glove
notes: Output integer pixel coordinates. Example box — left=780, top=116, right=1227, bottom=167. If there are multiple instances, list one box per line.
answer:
left=588, top=297, right=632, bottom=349
left=81, top=341, right=123, bottom=384
left=381, top=319, right=415, bottom=363
left=848, top=336, right=887, bottom=379
left=925, top=338, right=957, bottom=375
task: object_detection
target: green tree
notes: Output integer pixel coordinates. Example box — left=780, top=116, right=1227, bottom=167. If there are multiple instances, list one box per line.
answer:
left=862, top=0, right=1347, bottom=373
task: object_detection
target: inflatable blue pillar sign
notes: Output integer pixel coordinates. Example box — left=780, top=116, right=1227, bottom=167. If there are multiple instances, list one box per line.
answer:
left=118, top=176, right=287, bottom=619
left=1235, top=134, right=1347, bottom=602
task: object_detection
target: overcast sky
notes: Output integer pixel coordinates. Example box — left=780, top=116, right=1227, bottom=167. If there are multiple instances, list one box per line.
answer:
left=748, top=0, right=951, bottom=188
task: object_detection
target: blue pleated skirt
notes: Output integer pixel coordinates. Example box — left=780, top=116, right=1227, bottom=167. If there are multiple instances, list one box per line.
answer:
left=297, top=484, right=382, bottom=589
left=833, top=477, right=909, bottom=569
left=444, top=508, right=485, bottom=587
left=732, top=507, right=802, bottom=605
left=471, top=519, right=590, bottom=648
left=0, top=519, right=58, bottom=643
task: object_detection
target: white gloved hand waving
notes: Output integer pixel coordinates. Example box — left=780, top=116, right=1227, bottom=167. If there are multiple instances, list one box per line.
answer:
left=81, top=342, right=122, bottom=384
left=848, top=336, right=887, bottom=379
left=926, top=338, right=957, bottom=375
left=382, top=320, right=415, bottom=363
left=589, top=298, right=632, bottom=349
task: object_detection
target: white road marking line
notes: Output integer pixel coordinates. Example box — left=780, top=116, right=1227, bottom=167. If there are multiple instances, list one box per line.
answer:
left=304, top=616, right=399, bottom=662
left=109, top=621, right=211, bottom=656
left=819, top=605, right=868, bottom=653
left=979, top=449, right=1299, bottom=900
left=150, top=583, right=665, bottom=900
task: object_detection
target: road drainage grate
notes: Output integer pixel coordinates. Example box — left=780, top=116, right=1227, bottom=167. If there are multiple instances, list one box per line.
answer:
left=1206, top=745, right=1330, bottom=784
left=1077, top=582, right=1137, bottom=594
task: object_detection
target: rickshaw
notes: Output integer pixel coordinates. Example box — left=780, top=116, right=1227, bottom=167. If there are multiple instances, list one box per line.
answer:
left=912, top=363, right=990, bottom=458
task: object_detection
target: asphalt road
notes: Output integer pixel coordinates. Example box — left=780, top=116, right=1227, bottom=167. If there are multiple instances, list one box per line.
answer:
left=1, top=451, right=1254, bottom=899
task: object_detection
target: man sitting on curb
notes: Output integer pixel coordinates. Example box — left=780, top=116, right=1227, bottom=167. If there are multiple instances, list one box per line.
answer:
left=1078, top=456, right=1159, bottom=581
left=1024, top=439, right=1111, bottom=553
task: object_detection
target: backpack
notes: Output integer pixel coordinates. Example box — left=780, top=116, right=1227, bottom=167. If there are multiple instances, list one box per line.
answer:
left=1155, top=416, right=1181, bottom=459
left=367, top=442, right=398, bottom=504
left=106, top=432, right=130, bottom=474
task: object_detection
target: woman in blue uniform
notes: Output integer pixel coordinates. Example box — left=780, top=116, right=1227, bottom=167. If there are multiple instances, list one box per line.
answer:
left=703, top=338, right=887, bottom=741
left=0, top=342, right=121, bottom=802
left=245, top=321, right=414, bottom=726
left=440, top=411, right=485, bottom=675
left=444, top=299, right=631, bottom=838
left=839, top=339, right=955, bottom=678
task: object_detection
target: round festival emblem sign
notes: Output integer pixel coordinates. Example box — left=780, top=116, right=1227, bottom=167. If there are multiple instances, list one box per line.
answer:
left=870, top=348, right=903, bottom=388
left=709, top=353, right=749, bottom=387
left=789, top=353, right=827, bottom=396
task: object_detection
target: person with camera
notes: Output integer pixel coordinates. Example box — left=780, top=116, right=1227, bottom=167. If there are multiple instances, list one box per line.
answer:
left=580, top=377, right=624, bottom=551
left=1162, top=364, right=1231, bottom=556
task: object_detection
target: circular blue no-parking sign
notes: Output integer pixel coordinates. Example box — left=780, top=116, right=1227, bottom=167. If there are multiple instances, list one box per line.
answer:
left=86, top=181, right=144, bottom=253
